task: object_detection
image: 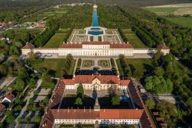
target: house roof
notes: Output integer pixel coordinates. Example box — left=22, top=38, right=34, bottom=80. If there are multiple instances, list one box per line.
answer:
left=100, top=109, right=143, bottom=119
left=82, top=41, right=110, bottom=45
left=51, top=109, right=100, bottom=119
left=157, top=44, right=169, bottom=49
left=5, top=93, right=14, bottom=101
left=59, top=44, right=82, bottom=48
left=110, top=44, right=133, bottom=48
left=22, top=43, right=34, bottom=49
left=63, top=72, right=130, bottom=85
left=0, top=104, right=5, bottom=111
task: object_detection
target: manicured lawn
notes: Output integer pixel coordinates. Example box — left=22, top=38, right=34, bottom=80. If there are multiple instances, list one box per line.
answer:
left=43, top=33, right=66, bottom=48
left=126, top=59, right=154, bottom=72
left=98, top=60, right=110, bottom=68
left=125, top=34, right=148, bottom=48
left=121, top=29, right=134, bottom=34
left=166, top=17, right=192, bottom=28
left=31, top=59, right=66, bottom=77
left=143, top=7, right=179, bottom=14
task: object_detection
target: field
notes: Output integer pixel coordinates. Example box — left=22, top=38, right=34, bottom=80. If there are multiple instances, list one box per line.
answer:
left=166, top=17, right=192, bottom=28
left=122, top=29, right=148, bottom=48
left=43, top=33, right=66, bottom=48
left=126, top=59, right=153, bottom=72
left=31, top=59, right=66, bottom=77
left=143, top=3, right=192, bottom=16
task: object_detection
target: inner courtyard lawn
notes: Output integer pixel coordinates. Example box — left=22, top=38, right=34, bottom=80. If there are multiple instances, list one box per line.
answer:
left=125, top=34, right=148, bottom=48
left=31, top=59, right=66, bottom=77
left=43, top=33, right=67, bottom=48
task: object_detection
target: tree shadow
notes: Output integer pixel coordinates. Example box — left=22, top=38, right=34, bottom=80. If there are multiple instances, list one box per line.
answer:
left=48, top=69, right=56, bottom=77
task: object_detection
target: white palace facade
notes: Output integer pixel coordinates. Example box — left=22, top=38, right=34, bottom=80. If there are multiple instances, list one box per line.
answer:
left=21, top=42, right=170, bottom=57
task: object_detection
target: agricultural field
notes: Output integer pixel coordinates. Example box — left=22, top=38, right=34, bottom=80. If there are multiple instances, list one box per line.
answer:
left=166, top=17, right=192, bottom=28
left=143, top=3, right=192, bottom=16
left=43, top=33, right=67, bottom=48
left=31, top=59, right=66, bottom=77
left=122, top=29, right=148, bottom=48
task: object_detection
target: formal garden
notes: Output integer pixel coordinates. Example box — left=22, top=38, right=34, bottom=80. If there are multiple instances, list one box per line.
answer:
left=82, top=60, right=95, bottom=68
left=98, top=60, right=111, bottom=68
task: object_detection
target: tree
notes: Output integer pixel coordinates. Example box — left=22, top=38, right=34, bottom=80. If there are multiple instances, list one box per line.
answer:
left=154, top=67, right=165, bottom=76
left=33, top=90, right=38, bottom=95
left=26, top=116, right=31, bottom=122
left=29, top=98, right=34, bottom=104
left=43, top=97, right=49, bottom=104
left=14, top=79, right=25, bottom=92
left=14, top=105, right=22, bottom=112
left=186, top=97, right=192, bottom=110
left=33, top=116, right=41, bottom=123
left=9, top=45, right=20, bottom=55
left=111, top=95, right=120, bottom=105
left=133, top=69, right=144, bottom=80
left=145, top=98, right=155, bottom=109
left=6, top=115, right=15, bottom=124
left=5, top=110, right=12, bottom=116
left=76, top=85, right=84, bottom=97
left=14, top=97, right=21, bottom=104
left=74, top=97, right=83, bottom=105
left=29, top=78, right=36, bottom=88
left=49, top=82, right=55, bottom=89
left=156, top=100, right=177, bottom=118
left=32, top=105, right=37, bottom=112
left=17, top=117, right=22, bottom=123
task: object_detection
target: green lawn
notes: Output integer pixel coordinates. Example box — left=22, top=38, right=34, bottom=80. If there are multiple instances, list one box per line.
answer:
left=121, top=29, right=134, bottom=34
left=125, top=34, right=148, bottom=48
left=166, top=17, right=192, bottom=28
left=31, top=59, right=66, bottom=77
left=43, top=33, right=66, bottom=48
left=143, top=7, right=179, bottom=14
left=126, top=59, right=154, bottom=72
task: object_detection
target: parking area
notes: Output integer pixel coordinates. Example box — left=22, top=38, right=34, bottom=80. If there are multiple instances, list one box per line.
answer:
left=38, top=88, right=51, bottom=95
left=34, top=95, right=46, bottom=102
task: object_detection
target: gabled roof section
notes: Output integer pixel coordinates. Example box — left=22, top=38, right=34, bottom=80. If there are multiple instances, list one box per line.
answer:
left=0, top=104, right=5, bottom=111
left=59, top=44, right=82, bottom=48
left=22, top=43, right=34, bottom=49
left=82, top=41, right=110, bottom=45
left=157, top=44, right=169, bottom=49
left=100, top=109, right=143, bottom=119
left=110, top=44, right=133, bottom=48
left=5, top=93, right=14, bottom=101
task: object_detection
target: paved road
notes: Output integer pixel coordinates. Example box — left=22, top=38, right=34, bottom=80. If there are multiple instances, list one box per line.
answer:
left=14, top=79, right=42, bottom=128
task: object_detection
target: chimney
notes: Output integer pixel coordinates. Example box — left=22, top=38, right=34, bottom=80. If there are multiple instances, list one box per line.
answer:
left=68, top=107, right=69, bottom=112
left=84, top=107, right=85, bottom=112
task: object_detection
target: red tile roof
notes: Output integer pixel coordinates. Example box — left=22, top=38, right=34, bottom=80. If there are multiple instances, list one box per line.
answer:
left=0, top=104, right=5, bottom=111
left=157, top=44, right=169, bottom=49
left=63, top=73, right=130, bottom=85
left=100, top=109, right=143, bottom=119
left=59, top=44, right=82, bottom=48
left=82, top=41, right=110, bottom=45
left=22, top=43, right=34, bottom=49
left=110, top=44, right=133, bottom=48
left=5, top=93, right=14, bottom=101
left=51, top=109, right=100, bottom=119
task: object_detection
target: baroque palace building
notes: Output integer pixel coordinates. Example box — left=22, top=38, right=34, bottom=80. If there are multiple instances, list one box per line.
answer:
left=40, top=72, right=155, bottom=128
left=21, top=2, right=170, bottom=57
